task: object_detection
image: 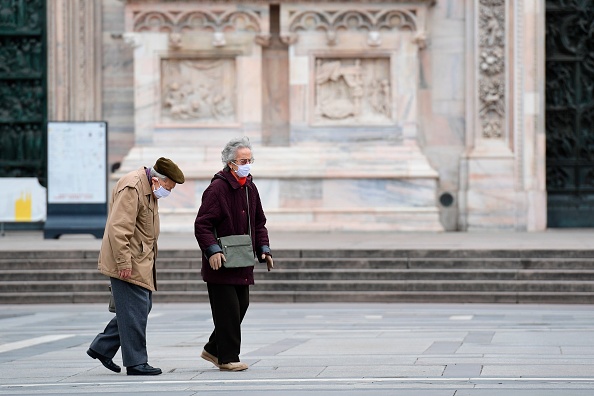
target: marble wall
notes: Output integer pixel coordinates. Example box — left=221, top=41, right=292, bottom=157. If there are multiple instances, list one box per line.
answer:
left=48, top=0, right=547, bottom=232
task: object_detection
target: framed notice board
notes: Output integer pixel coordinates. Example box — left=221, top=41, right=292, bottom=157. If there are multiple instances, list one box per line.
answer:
left=44, top=121, right=108, bottom=239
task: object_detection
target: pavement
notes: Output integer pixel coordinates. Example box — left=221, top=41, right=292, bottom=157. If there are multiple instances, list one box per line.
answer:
left=1, top=229, right=594, bottom=395
left=1, top=302, right=594, bottom=395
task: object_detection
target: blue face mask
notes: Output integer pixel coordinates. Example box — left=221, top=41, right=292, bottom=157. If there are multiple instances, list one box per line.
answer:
left=153, top=185, right=170, bottom=199
left=234, top=163, right=251, bottom=177
left=152, top=178, right=171, bottom=199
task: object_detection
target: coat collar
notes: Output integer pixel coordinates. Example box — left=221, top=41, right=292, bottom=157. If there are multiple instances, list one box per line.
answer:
left=214, top=169, right=252, bottom=189
left=139, top=167, right=157, bottom=208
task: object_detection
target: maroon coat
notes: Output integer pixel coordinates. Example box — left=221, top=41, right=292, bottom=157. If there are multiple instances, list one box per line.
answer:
left=194, top=169, right=271, bottom=285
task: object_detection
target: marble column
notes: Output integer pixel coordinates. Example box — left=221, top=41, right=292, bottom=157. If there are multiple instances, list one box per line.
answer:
left=47, top=0, right=103, bottom=121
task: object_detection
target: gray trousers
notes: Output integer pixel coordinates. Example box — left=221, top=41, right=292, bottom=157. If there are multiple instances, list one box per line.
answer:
left=89, top=277, right=152, bottom=367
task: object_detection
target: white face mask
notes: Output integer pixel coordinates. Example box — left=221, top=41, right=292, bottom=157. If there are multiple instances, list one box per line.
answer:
left=152, top=178, right=171, bottom=199
left=234, top=163, right=251, bottom=177
left=153, top=185, right=170, bottom=199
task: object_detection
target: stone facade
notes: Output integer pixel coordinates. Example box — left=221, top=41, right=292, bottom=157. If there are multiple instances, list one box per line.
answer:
left=46, top=0, right=546, bottom=232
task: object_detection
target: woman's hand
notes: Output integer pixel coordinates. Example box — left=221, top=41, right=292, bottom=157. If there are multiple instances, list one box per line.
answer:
left=209, top=252, right=225, bottom=270
left=262, top=254, right=274, bottom=272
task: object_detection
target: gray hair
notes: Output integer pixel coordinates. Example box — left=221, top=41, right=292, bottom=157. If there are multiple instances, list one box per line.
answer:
left=149, top=167, right=168, bottom=181
left=221, top=136, right=253, bottom=170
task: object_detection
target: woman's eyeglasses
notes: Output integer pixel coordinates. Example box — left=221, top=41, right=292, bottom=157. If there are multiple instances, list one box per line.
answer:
left=233, top=158, right=254, bottom=165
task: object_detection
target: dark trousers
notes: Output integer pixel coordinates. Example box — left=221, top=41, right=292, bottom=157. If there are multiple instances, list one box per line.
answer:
left=89, top=277, right=152, bottom=367
left=204, top=283, right=249, bottom=364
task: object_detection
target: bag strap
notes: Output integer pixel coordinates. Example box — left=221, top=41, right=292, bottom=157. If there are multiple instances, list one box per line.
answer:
left=245, top=186, right=251, bottom=237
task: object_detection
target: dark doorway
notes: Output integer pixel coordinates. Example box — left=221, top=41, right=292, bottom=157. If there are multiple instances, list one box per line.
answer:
left=546, top=0, right=594, bottom=227
left=0, top=0, right=47, bottom=185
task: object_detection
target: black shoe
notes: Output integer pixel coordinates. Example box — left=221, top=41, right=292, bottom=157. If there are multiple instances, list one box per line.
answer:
left=126, top=363, right=162, bottom=376
left=87, top=348, right=121, bottom=373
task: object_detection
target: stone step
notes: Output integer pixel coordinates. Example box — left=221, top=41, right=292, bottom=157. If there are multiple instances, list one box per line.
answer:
left=2, top=279, right=593, bottom=293
left=2, top=249, right=594, bottom=260
left=2, top=257, right=594, bottom=270
left=0, top=291, right=592, bottom=305
left=1, top=249, right=593, bottom=304
left=2, top=268, right=594, bottom=282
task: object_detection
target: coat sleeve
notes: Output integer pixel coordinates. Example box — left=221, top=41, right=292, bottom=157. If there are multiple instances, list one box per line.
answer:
left=194, top=183, right=224, bottom=259
left=251, top=183, right=271, bottom=262
left=107, top=186, right=139, bottom=270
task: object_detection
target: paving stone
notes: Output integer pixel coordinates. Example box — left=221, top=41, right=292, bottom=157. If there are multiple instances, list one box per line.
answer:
left=1, top=302, right=594, bottom=395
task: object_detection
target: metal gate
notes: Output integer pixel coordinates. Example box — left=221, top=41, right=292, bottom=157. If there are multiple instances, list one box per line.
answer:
left=546, top=0, right=594, bottom=227
left=0, top=0, right=47, bottom=185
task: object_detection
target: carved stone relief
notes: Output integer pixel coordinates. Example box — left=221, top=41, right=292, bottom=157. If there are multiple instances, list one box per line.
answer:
left=284, top=8, right=421, bottom=47
left=478, top=0, right=505, bottom=138
left=160, top=59, right=236, bottom=124
left=314, top=58, right=392, bottom=125
left=130, top=9, right=267, bottom=47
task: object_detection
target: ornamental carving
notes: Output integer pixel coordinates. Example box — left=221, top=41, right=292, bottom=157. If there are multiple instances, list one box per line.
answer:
left=314, top=58, right=392, bottom=125
left=131, top=9, right=265, bottom=47
left=285, top=8, right=421, bottom=47
left=161, top=59, right=236, bottom=124
left=545, top=1, right=594, bottom=200
left=0, top=0, right=43, bottom=32
left=133, top=10, right=263, bottom=33
left=0, top=37, right=43, bottom=77
left=478, top=0, right=505, bottom=138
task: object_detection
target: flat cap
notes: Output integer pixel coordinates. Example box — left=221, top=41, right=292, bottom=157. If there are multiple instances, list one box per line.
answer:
left=153, top=157, right=185, bottom=184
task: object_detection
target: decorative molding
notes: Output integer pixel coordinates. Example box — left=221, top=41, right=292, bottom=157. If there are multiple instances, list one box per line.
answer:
left=255, top=33, right=271, bottom=47
left=280, top=32, right=298, bottom=46
left=281, top=4, right=432, bottom=47
left=129, top=7, right=268, bottom=47
left=478, top=0, right=505, bottom=139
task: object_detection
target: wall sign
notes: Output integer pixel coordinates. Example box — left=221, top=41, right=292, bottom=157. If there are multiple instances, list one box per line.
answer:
left=44, top=121, right=108, bottom=239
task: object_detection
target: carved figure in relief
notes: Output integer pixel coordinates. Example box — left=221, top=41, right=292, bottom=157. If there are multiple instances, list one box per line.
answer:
left=370, top=79, right=391, bottom=118
left=0, top=0, right=16, bottom=26
left=161, top=60, right=235, bottom=123
left=315, top=59, right=364, bottom=120
left=484, top=12, right=500, bottom=47
left=314, top=58, right=392, bottom=124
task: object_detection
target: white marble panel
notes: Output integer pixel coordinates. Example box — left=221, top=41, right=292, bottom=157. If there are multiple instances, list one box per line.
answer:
left=431, top=53, right=465, bottom=102
left=290, top=53, right=309, bottom=86
left=254, top=178, right=280, bottom=211
left=323, top=178, right=438, bottom=209
left=237, top=53, right=262, bottom=123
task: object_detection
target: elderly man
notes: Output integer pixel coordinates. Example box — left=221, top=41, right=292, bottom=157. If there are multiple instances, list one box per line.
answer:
left=87, top=157, right=184, bottom=376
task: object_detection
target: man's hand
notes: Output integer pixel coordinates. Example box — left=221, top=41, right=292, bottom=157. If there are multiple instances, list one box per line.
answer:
left=119, top=268, right=132, bottom=279
left=262, top=254, right=274, bottom=272
left=209, top=252, right=225, bottom=270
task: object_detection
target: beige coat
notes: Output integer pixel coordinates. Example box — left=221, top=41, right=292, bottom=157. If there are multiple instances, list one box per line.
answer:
left=98, top=167, right=160, bottom=291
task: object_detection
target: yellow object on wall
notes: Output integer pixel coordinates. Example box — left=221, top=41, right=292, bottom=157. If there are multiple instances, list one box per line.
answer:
left=15, top=192, right=33, bottom=222
left=0, top=178, right=46, bottom=222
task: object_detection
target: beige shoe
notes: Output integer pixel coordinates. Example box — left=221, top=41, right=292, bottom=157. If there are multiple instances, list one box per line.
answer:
left=219, top=362, right=248, bottom=371
left=200, top=350, right=220, bottom=368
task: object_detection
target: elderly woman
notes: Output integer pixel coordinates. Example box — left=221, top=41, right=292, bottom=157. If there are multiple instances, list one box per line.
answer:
left=194, top=136, right=274, bottom=371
